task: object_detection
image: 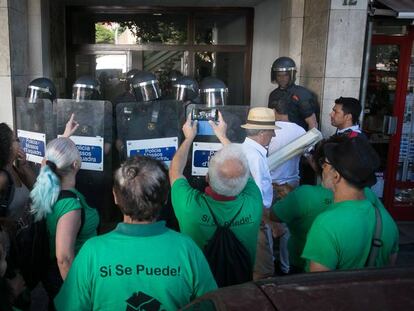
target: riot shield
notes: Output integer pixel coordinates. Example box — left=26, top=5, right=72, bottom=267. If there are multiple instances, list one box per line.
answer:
left=183, top=104, right=249, bottom=190
left=15, top=97, right=56, bottom=166
left=56, top=99, right=116, bottom=228
left=116, top=100, right=184, bottom=166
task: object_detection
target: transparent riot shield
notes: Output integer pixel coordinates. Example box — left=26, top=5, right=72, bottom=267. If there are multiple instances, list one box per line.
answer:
left=184, top=104, right=249, bottom=191
left=15, top=97, right=56, bottom=166
left=56, top=99, right=116, bottom=228
left=116, top=100, right=184, bottom=165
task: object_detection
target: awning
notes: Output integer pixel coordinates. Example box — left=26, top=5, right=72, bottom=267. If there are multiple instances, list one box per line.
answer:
left=376, top=0, right=414, bottom=19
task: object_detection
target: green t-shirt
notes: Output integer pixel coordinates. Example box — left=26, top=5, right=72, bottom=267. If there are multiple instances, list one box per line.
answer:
left=54, top=222, right=217, bottom=311
left=171, top=178, right=263, bottom=265
left=46, top=188, right=99, bottom=258
left=302, top=196, right=399, bottom=271
left=272, top=185, right=333, bottom=269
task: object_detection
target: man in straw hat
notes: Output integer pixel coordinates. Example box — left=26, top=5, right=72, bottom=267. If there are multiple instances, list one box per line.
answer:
left=302, top=136, right=399, bottom=271
left=241, top=107, right=278, bottom=279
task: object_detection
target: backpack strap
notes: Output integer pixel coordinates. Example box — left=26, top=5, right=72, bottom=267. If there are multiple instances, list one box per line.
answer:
left=56, top=190, right=85, bottom=237
left=205, top=198, right=245, bottom=229
left=365, top=204, right=383, bottom=267
left=0, top=169, right=15, bottom=216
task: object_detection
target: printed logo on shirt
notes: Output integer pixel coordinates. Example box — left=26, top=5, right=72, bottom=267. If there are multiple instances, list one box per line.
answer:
left=201, top=214, right=254, bottom=227
left=99, top=264, right=181, bottom=278
left=126, top=291, right=163, bottom=311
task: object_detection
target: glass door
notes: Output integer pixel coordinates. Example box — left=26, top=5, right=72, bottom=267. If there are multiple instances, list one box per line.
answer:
left=363, top=30, right=414, bottom=220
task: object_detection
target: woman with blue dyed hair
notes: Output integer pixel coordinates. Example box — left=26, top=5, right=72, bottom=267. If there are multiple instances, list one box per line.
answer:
left=30, top=115, right=99, bottom=302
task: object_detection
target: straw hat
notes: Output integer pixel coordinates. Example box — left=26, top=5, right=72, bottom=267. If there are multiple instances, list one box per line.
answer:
left=241, top=107, right=278, bottom=130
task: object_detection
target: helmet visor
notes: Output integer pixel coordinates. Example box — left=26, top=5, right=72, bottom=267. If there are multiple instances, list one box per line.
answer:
left=271, top=68, right=295, bottom=85
left=134, top=80, right=162, bottom=102
left=72, top=87, right=95, bottom=102
left=201, top=89, right=228, bottom=107
left=25, top=86, right=52, bottom=103
left=173, top=84, right=198, bottom=101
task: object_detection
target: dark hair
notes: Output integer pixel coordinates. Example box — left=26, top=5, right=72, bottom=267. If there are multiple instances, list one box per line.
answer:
left=269, top=99, right=289, bottom=115
left=312, top=135, right=349, bottom=176
left=0, top=124, right=13, bottom=169
left=324, top=137, right=380, bottom=189
left=113, top=156, right=169, bottom=222
left=334, top=97, right=362, bottom=125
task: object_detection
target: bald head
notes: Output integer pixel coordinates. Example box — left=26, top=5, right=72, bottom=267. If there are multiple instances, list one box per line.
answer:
left=208, top=144, right=249, bottom=196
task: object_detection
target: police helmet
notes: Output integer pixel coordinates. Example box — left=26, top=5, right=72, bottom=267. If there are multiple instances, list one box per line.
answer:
left=172, top=76, right=199, bottom=102
left=26, top=78, right=57, bottom=104
left=131, top=71, right=162, bottom=102
left=271, top=56, right=297, bottom=86
left=200, top=77, right=228, bottom=107
left=169, top=70, right=183, bottom=83
left=72, top=76, right=101, bottom=102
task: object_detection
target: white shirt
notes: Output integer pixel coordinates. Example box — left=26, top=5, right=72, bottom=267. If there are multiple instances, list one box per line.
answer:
left=337, top=125, right=361, bottom=134
left=268, top=121, right=306, bottom=186
left=242, top=137, right=273, bottom=208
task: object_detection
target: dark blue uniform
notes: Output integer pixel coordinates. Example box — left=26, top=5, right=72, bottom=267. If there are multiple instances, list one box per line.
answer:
left=268, top=84, right=318, bottom=131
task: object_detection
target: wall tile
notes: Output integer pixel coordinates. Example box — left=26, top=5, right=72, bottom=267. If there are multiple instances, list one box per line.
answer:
left=9, top=8, right=28, bottom=76
left=301, top=10, right=329, bottom=78
left=0, top=8, right=11, bottom=75
left=304, top=0, right=330, bottom=17
left=323, top=77, right=361, bottom=100
left=0, top=76, right=14, bottom=126
left=325, top=9, right=367, bottom=78
left=9, top=0, right=26, bottom=14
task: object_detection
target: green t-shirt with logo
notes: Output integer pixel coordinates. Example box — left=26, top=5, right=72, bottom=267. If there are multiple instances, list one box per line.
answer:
left=302, top=196, right=399, bottom=271
left=171, top=178, right=263, bottom=265
left=54, top=222, right=217, bottom=311
left=272, top=185, right=333, bottom=269
left=46, top=188, right=99, bottom=258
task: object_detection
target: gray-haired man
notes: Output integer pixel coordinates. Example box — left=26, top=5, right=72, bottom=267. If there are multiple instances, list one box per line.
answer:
left=169, top=113, right=263, bottom=285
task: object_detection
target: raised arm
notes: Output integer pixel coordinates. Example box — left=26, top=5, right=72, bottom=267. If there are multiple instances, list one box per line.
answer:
left=169, top=114, right=198, bottom=185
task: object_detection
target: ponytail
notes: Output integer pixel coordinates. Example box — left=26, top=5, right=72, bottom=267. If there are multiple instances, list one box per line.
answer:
left=29, top=137, right=80, bottom=221
left=30, top=164, right=60, bottom=221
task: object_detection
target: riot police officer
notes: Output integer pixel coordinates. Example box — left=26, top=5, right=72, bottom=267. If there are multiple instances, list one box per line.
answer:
left=268, top=57, right=318, bottom=131
left=113, top=69, right=140, bottom=105
left=68, top=76, right=115, bottom=226
left=200, top=77, right=228, bottom=107
left=26, top=77, right=57, bottom=104
left=72, top=76, right=101, bottom=102
left=172, top=76, right=200, bottom=105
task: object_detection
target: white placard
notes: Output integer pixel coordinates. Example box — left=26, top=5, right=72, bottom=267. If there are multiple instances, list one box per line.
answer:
left=192, top=142, right=223, bottom=176
left=126, top=137, right=178, bottom=167
left=17, top=130, right=46, bottom=164
left=68, top=135, right=104, bottom=171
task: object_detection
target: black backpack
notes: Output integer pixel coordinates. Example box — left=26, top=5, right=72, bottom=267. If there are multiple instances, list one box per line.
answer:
left=203, top=201, right=253, bottom=287
left=14, top=190, right=84, bottom=289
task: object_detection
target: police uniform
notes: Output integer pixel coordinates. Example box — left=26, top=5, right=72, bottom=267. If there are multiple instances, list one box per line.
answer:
left=268, top=84, right=318, bottom=131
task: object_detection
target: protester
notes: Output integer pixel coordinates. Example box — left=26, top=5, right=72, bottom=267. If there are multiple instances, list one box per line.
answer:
left=240, top=107, right=277, bottom=279
left=267, top=100, right=306, bottom=274
left=302, top=137, right=399, bottom=271
left=271, top=136, right=399, bottom=272
left=0, top=123, right=36, bottom=220
left=29, top=115, right=98, bottom=302
left=330, top=97, right=365, bottom=138
left=0, top=220, right=26, bottom=311
left=55, top=155, right=217, bottom=310
left=169, top=112, right=262, bottom=286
